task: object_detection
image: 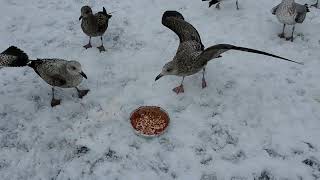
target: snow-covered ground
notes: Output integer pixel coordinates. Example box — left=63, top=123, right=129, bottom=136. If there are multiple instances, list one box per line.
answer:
left=1, top=0, right=320, bottom=179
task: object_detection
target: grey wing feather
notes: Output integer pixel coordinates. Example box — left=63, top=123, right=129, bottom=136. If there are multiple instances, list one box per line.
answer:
left=30, top=59, right=67, bottom=86
left=162, top=11, right=204, bottom=49
left=295, top=3, right=308, bottom=23
left=196, top=44, right=303, bottom=65
left=95, top=13, right=108, bottom=32
left=50, top=74, right=67, bottom=86
left=196, top=44, right=232, bottom=65
left=271, top=4, right=279, bottom=15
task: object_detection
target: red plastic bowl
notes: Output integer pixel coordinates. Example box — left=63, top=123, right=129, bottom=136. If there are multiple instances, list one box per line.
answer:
left=130, top=106, right=170, bottom=137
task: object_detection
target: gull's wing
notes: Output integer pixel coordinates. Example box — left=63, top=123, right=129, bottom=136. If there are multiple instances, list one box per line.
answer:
left=295, top=3, right=309, bottom=23
left=162, top=11, right=204, bottom=50
left=196, top=44, right=303, bottom=65
left=29, top=59, right=67, bottom=86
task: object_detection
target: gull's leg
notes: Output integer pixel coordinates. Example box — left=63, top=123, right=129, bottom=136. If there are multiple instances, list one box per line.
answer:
left=173, top=77, right=185, bottom=94
left=216, top=3, right=221, bottom=9
left=75, top=87, right=90, bottom=99
left=202, top=68, right=207, bottom=89
left=83, top=37, right=92, bottom=49
left=278, top=24, right=286, bottom=38
left=286, top=25, right=295, bottom=42
left=51, top=87, right=61, bottom=107
left=236, top=0, right=239, bottom=10
left=311, top=0, right=318, bottom=7
left=97, top=36, right=106, bottom=52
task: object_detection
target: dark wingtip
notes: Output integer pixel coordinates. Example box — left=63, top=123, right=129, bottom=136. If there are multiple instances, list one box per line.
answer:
left=2, top=46, right=28, bottom=60
left=1, top=46, right=29, bottom=67
left=226, top=45, right=303, bottom=65
left=162, top=11, right=184, bottom=23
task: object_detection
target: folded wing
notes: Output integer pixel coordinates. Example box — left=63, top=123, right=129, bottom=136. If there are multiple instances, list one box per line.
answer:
left=295, top=3, right=309, bottom=23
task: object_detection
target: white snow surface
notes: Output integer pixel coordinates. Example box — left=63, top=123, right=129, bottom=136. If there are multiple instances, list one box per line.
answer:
left=1, top=0, right=320, bottom=179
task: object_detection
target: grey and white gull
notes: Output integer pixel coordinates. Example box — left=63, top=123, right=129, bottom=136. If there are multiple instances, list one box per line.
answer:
left=272, top=0, right=309, bottom=41
left=0, top=46, right=89, bottom=107
left=155, top=11, right=303, bottom=94
left=79, top=6, right=112, bottom=52
left=202, top=0, right=239, bottom=10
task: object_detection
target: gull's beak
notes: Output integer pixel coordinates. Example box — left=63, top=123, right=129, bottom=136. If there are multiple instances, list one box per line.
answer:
left=155, top=74, right=163, bottom=81
left=80, top=71, right=87, bottom=79
left=79, top=16, right=83, bottom=21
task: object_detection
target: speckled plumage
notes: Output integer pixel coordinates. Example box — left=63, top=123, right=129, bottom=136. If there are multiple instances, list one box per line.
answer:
left=81, top=9, right=110, bottom=37
left=29, top=59, right=84, bottom=88
left=28, top=59, right=89, bottom=106
left=0, top=46, right=89, bottom=107
left=80, top=6, right=112, bottom=52
left=272, top=0, right=309, bottom=41
left=0, top=46, right=29, bottom=67
left=272, top=0, right=309, bottom=25
left=156, top=11, right=302, bottom=94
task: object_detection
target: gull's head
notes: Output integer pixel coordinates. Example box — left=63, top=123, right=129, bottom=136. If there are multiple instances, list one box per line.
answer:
left=79, top=6, right=93, bottom=20
left=155, top=61, right=178, bottom=81
left=66, top=61, right=87, bottom=79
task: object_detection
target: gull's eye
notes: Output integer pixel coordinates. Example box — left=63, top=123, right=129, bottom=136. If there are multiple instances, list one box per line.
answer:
left=72, top=66, right=76, bottom=70
left=166, top=68, right=173, bottom=72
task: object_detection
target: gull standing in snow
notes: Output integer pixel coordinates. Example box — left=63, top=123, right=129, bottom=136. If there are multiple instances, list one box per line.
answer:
left=202, top=0, right=239, bottom=10
left=272, top=0, right=310, bottom=42
left=155, top=11, right=303, bottom=94
left=79, top=6, right=112, bottom=52
left=0, top=46, right=89, bottom=107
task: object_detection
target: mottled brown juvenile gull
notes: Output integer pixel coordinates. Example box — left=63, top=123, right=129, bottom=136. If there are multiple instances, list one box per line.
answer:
left=272, top=0, right=309, bottom=41
left=202, top=0, right=239, bottom=10
left=155, top=11, right=302, bottom=94
left=79, top=6, right=112, bottom=52
left=0, top=46, right=89, bottom=107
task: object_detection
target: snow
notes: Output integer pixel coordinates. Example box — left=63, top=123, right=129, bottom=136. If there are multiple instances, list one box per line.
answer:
left=1, top=0, right=320, bottom=179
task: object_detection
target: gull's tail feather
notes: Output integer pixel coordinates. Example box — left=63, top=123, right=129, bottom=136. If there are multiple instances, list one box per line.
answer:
left=0, top=46, right=30, bottom=67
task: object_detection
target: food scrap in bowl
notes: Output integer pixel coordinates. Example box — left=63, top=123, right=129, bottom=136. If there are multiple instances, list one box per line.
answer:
left=130, top=106, right=170, bottom=137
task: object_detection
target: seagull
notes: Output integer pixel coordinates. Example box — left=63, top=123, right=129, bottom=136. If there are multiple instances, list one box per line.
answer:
left=0, top=46, right=89, bottom=107
left=79, top=6, right=112, bottom=52
left=272, top=0, right=310, bottom=42
left=202, top=0, right=239, bottom=10
left=155, top=11, right=303, bottom=94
